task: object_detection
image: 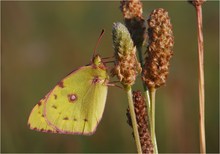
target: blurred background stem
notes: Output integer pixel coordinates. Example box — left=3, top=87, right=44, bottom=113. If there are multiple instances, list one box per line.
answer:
left=127, top=88, right=142, bottom=153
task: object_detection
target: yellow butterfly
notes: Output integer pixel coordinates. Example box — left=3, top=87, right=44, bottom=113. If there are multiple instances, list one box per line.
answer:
left=28, top=30, right=110, bottom=135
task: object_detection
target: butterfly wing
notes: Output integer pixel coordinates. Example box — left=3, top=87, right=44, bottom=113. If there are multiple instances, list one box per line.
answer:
left=28, top=93, right=57, bottom=133
left=40, top=65, right=108, bottom=135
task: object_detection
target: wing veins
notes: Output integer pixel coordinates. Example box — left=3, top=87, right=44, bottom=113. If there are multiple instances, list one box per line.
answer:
left=42, top=66, right=107, bottom=134
left=46, top=80, right=94, bottom=133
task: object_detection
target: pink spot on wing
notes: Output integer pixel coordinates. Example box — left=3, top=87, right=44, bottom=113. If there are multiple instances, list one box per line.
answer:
left=68, top=94, right=77, bottom=103
left=58, top=81, right=64, bottom=88
left=38, top=101, right=42, bottom=106
left=47, top=130, right=52, bottom=133
left=92, top=76, right=101, bottom=84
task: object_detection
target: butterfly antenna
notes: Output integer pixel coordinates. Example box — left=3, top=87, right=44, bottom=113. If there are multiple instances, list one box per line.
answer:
left=93, top=29, right=105, bottom=57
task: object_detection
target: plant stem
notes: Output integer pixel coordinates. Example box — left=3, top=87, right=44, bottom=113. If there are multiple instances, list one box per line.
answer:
left=137, top=46, right=144, bottom=69
left=195, top=4, right=206, bottom=153
left=149, top=88, right=158, bottom=154
left=136, top=46, right=151, bottom=122
left=137, top=46, right=147, bottom=91
left=137, top=45, right=152, bottom=152
left=127, top=88, right=142, bottom=154
left=144, top=90, right=151, bottom=120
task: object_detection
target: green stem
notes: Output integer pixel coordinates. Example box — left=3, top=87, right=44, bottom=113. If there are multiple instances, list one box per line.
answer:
left=144, top=90, right=151, bottom=120
left=136, top=46, right=146, bottom=91
left=136, top=46, right=151, bottom=119
left=127, top=88, right=142, bottom=154
left=149, top=88, right=158, bottom=154
left=137, top=44, right=152, bottom=152
left=136, top=46, right=151, bottom=124
left=137, top=46, right=144, bottom=69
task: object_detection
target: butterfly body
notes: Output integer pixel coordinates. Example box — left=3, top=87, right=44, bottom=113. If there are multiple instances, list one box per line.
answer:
left=28, top=55, right=109, bottom=135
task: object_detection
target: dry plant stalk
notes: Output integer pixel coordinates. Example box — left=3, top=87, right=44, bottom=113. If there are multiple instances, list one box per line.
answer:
left=189, top=0, right=206, bottom=153
left=127, top=91, right=154, bottom=153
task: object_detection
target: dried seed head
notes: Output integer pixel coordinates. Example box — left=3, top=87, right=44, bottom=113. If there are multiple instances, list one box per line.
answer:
left=112, top=22, right=142, bottom=88
left=120, top=0, right=146, bottom=47
left=143, top=8, right=174, bottom=89
left=120, top=0, right=143, bottom=19
left=188, top=0, right=206, bottom=7
left=126, top=91, right=154, bottom=154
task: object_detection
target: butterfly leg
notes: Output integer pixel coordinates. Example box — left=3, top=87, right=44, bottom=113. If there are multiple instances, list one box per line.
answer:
left=106, top=81, right=123, bottom=89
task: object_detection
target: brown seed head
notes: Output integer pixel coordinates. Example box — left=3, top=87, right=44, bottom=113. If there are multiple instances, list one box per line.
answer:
left=126, top=91, right=154, bottom=153
left=120, top=0, right=143, bottom=19
left=143, top=8, right=174, bottom=89
left=120, top=0, right=146, bottom=47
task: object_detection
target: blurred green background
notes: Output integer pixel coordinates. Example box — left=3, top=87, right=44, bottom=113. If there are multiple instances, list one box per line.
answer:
left=2, top=1, right=219, bottom=153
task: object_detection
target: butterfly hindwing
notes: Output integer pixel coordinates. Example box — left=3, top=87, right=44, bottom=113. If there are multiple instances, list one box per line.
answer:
left=44, top=65, right=108, bottom=135
left=28, top=93, right=56, bottom=133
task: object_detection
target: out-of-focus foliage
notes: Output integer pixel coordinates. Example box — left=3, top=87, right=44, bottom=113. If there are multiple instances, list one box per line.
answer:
left=1, top=1, right=219, bottom=153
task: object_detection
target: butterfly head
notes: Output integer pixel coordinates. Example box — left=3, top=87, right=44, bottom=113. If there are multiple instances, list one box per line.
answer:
left=92, top=54, right=106, bottom=70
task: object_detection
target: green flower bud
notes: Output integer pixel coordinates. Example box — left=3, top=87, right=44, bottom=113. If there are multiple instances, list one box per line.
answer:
left=112, top=22, right=142, bottom=89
